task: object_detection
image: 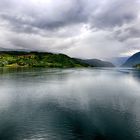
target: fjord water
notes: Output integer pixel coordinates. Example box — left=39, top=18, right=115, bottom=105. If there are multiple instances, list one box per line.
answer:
left=0, top=68, right=140, bottom=140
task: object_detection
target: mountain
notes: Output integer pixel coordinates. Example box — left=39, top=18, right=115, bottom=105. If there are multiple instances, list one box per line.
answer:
left=0, top=51, right=90, bottom=68
left=0, top=47, right=31, bottom=52
left=122, top=52, right=140, bottom=67
left=76, top=59, right=115, bottom=67
left=109, top=57, right=129, bottom=66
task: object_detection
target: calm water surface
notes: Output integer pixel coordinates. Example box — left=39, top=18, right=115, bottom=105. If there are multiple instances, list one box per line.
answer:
left=0, top=68, right=140, bottom=140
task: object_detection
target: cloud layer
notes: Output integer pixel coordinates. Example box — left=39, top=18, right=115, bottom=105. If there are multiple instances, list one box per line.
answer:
left=0, top=0, right=140, bottom=59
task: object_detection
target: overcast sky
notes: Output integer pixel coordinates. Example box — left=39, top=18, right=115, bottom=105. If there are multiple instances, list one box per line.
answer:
left=0, top=0, right=140, bottom=59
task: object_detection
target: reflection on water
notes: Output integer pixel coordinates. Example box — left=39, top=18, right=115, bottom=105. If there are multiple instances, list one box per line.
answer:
left=0, top=68, right=140, bottom=140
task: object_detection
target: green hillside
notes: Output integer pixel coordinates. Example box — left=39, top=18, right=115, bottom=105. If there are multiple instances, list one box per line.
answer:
left=0, top=51, right=90, bottom=68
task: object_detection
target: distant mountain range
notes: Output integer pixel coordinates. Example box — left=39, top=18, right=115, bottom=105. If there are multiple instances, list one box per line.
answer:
left=109, top=57, right=129, bottom=66
left=122, top=52, right=140, bottom=67
left=76, top=58, right=115, bottom=67
left=0, top=51, right=114, bottom=68
left=3, top=50, right=140, bottom=68
left=0, top=47, right=31, bottom=52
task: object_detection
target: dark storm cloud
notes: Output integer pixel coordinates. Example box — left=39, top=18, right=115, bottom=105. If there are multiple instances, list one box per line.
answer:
left=0, top=0, right=139, bottom=33
left=125, top=27, right=140, bottom=39
left=0, top=0, right=140, bottom=58
left=0, top=0, right=89, bottom=32
left=113, top=26, right=140, bottom=42
left=91, top=0, right=139, bottom=29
